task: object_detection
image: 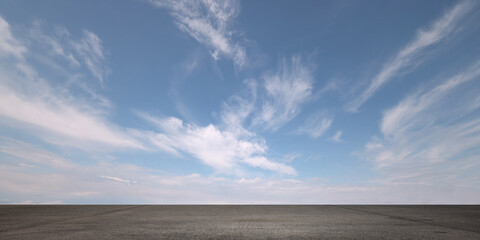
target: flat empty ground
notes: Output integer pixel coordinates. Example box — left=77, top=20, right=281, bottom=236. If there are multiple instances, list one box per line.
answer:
left=0, top=205, right=479, bottom=239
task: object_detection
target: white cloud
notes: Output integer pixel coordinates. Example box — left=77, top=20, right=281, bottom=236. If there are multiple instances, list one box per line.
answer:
left=381, top=60, right=480, bottom=137
left=72, top=30, right=111, bottom=82
left=0, top=84, right=142, bottom=149
left=140, top=113, right=296, bottom=175
left=101, top=175, right=133, bottom=184
left=365, top=59, right=480, bottom=185
left=0, top=17, right=26, bottom=59
left=140, top=77, right=304, bottom=176
left=221, top=78, right=257, bottom=134
left=330, top=130, right=343, bottom=143
left=0, top=15, right=299, bottom=177
left=0, top=137, right=76, bottom=169
left=346, top=0, right=476, bottom=112
left=25, top=21, right=109, bottom=83
left=1, top=138, right=478, bottom=204
left=254, top=56, right=315, bottom=131
left=0, top=16, right=142, bottom=150
left=1, top=139, right=477, bottom=204
left=294, top=112, right=333, bottom=139
left=150, top=0, right=246, bottom=67
left=27, top=21, right=80, bottom=66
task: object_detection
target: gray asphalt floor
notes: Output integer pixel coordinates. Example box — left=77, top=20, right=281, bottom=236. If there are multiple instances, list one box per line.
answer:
left=0, top=205, right=479, bottom=239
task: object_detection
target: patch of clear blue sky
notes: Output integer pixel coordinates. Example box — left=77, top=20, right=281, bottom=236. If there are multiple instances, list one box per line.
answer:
left=0, top=0, right=479, bottom=203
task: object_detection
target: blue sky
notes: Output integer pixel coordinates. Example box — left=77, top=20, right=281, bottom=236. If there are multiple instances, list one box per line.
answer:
left=0, top=0, right=479, bottom=204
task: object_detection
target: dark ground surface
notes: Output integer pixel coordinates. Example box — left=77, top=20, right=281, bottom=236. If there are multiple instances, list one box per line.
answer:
left=0, top=205, right=479, bottom=239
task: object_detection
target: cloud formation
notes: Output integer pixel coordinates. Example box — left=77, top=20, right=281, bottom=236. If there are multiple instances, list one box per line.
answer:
left=365, top=59, right=480, bottom=185
left=150, top=0, right=246, bottom=67
left=71, top=30, right=111, bottom=83
left=0, top=15, right=297, bottom=176
left=294, top=111, right=333, bottom=139
left=330, top=131, right=343, bottom=143
left=1, top=137, right=477, bottom=204
left=2, top=1, right=479, bottom=204
left=346, top=0, right=476, bottom=112
left=221, top=78, right=257, bottom=133
left=140, top=113, right=296, bottom=175
left=0, top=16, right=141, bottom=150
left=26, top=21, right=110, bottom=83
left=254, top=56, right=315, bottom=131
left=0, top=17, right=26, bottom=59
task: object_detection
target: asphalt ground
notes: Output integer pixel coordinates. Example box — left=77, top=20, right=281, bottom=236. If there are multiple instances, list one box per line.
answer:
left=0, top=205, right=479, bottom=239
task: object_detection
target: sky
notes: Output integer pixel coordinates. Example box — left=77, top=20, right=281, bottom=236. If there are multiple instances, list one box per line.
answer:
left=0, top=0, right=479, bottom=204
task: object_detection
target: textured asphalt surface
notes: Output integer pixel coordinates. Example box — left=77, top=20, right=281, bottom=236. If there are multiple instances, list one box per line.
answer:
left=0, top=205, right=479, bottom=239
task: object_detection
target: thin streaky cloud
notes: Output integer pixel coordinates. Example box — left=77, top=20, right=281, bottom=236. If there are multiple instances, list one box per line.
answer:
left=294, top=112, right=333, bottom=139
left=381, top=59, right=480, bottom=137
left=139, top=113, right=296, bottom=176
left=0, top=137, right=76, bottom=169
left=365, top=59, right=480, bottom=184
left=0, top=16, right=142, bottom=150
left=26, top=21, right=109, bottom=83
left=253, top=56, right=315, bottom=131
left=149, top=0, right=246, bottom=67
left=1, top=1, right=479, bottom=204
left=72, top=30, right=111, bottom=83
left=221, top=78, right=257, bottom=134
left=101, top=176, right=133, bottom=184
left=0, top=17, right=26, bottom=59
left=346, top=0, right=476, bottom=112
left=1, top=138, right=477, bottom=204
left=28, top=21, right=80, bottom=67
left=330, top=131, right=343, bottom=143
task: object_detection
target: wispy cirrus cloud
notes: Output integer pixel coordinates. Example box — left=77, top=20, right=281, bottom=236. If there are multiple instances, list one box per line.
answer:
left=0, top=16, right=142, bottom=150
left=71, top=30, right=111, bottom=83
left=139, top=113, right=296, bottom=175
left=0, top=17, right=26, bottom=59
left=221, top=78, right=257, bottom=133
left=294, top=111, right=333, bottom=139
left=346, top=0, right=477, bottom=112
left=0, top=15, right=297, bottom=176
left=0, top=83, right=141, bottom=149
left=26, top=21, right=110, bottom=83
left=253, top=56, right=315, bottom=131
left=329, top=130, right=343, bottom=143
left=0, top=137, right=76, bottom=170
left=1, top=137, right=477, bottom=204
left=27, top=21, right=80, bottom=67
left=101, top=175, right=134, bottom=184
left=365, top=59, right=480, bottom=185
left=149, top=0, right=246, bottom=67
